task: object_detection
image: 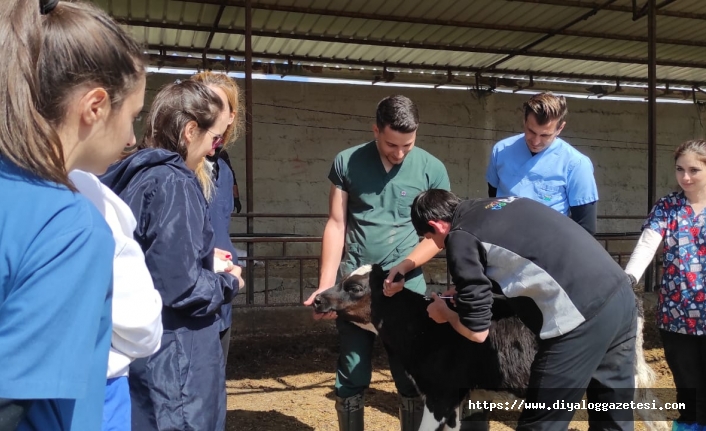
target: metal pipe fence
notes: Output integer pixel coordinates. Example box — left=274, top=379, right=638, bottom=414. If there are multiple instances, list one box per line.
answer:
left=230, top=214, right=656, bottom=307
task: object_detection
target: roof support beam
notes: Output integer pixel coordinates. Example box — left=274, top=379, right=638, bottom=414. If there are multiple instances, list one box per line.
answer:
left=121, top=20, right=706, bottom=69
left=647, top=0, right=658, bottom=215
left=645, top=0, right=658, bottom=292
left=506, top=0, right=706, bottom=20
left=202, top=0, right=227, bottom=68
left=144, top=45, right=706, bottom=88
left=244, top=0, right=255, bottom=304
left=633, top=0, right=678, bottom=20
left=177, top=0, right=706, bottom=48
left=483, top=0, right=617, bottom=71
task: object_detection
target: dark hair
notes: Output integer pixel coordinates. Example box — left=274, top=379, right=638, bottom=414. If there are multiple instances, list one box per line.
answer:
left=375, top=95, right=419, bottom=133
left=523, top=92, right=568, bottom=127
left=674, top=139, right=706, bottom=164
left=411, top=189, right=461, bottom=236
left=0, top=0, right=145, bottom=189
left=140, top=80, right=224, bottom=159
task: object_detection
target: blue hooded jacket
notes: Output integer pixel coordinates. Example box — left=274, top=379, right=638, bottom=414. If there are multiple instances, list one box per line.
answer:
left=207, top=155, right=239, bottom=334
left=101, top=148, right=236, bottom=430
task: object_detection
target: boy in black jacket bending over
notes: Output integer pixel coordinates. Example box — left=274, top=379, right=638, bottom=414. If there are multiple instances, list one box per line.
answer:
left=390, top=189, right=636, bottom=431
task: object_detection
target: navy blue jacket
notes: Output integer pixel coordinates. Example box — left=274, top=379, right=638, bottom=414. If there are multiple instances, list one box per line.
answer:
left=208, top=157, right=239, bottom=332
left=101, top=148, right=237, bottom=431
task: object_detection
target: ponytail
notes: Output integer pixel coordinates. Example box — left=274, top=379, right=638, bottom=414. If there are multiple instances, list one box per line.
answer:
left=0, top=0, right=69, bottom=187
left=0, top=0, right=144, bottom=188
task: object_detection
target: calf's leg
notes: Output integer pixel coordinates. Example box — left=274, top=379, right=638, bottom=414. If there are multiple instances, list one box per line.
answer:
left=388, top=349, right=424, bottom=430
left=418, top=402, right=460, bottom=431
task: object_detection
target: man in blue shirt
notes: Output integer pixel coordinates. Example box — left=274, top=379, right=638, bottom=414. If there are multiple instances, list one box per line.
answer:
left=486, top=92, right=599, bottom=234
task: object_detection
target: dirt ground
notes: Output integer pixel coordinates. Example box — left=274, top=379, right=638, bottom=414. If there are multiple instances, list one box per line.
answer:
left=226, top=292, right=679, bottom=431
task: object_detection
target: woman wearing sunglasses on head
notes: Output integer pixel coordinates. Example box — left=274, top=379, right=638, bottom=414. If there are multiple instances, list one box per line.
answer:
left=100, top=80, right=244, bottom=431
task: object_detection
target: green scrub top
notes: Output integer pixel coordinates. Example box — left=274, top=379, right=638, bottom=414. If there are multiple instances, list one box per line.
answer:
left=328, top=141, right=450, bottom=294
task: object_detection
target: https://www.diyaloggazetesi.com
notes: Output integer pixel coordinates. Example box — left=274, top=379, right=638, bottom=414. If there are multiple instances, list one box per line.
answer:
left=469, top=399, right=684, bottom=412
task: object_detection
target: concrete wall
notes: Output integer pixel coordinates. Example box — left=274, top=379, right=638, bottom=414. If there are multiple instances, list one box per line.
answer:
left=144, top=73, right=706, bottom=256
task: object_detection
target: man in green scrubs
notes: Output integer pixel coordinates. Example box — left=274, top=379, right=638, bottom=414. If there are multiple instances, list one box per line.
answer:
left=304, top=95, right=450, bottom=431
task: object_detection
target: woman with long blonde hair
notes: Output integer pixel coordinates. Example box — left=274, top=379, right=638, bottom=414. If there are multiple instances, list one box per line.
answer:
left=191, top=70, right=244, bottom=367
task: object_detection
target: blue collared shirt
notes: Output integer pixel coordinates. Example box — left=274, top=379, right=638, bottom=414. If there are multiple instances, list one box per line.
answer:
left=486, top=133, right=598, bottom=215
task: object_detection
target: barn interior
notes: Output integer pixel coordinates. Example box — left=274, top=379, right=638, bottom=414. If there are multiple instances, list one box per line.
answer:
left=88, top=1, right=706, bottom=428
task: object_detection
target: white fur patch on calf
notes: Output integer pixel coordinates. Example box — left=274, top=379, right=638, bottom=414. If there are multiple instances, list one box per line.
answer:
left=349, top=264, right=373, bottom=277
left=634, top=315, right=656, bottom=389
left=419, top=403, right=446, bottom=431
left=418, top=403, right=462, bottom=431
left=634, top=315, right=670, bottom=431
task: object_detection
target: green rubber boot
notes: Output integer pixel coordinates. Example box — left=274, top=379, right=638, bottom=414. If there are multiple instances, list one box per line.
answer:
left=335, top=393, right=364, bottom=431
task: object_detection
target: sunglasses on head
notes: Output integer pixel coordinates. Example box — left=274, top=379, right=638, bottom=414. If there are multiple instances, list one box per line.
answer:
left=205, top=129, right=224, bottom=149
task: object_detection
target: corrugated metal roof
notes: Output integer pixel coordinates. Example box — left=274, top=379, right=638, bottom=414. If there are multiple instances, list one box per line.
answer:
left=91, top=0, right=706, bottom=94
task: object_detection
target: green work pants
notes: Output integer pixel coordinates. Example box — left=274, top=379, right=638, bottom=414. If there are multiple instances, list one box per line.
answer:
left=335, top=318, right=419, bottom=399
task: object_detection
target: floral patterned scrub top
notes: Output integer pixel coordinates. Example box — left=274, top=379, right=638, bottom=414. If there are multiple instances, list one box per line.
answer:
left=644, top=191, right=706, bottom=335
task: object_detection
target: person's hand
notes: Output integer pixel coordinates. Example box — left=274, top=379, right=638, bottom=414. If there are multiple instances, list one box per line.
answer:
left=427, top=292, right=453, bottom=324
left=304, top=288, right=337, bottom=320
left=214, top=248, right=232, bottom=261
left=384, top=264, right=406, bottom=297
left=213, top=248, right=234, bottom=273
left=439, top=286, right=457, bottom=305
left=225, top=264, right=245, bottom=289
left=226, top=264, right=242, bottom=278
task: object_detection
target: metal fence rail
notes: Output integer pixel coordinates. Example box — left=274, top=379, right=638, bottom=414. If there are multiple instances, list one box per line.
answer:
left=230, top=214, right=656, bottom=307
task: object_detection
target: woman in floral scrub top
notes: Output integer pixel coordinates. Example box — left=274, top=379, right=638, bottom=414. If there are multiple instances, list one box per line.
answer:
left=626, top=139, right=706, bottom=431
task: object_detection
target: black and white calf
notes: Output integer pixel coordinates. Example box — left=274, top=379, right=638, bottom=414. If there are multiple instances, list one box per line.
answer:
left=313, top=264, right=666, bottom=431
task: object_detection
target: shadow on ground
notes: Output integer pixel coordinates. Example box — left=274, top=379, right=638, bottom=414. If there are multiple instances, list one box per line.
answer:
left=226, top=409, right=315, bottom=431
left=227, top=328, right=392, bottom=380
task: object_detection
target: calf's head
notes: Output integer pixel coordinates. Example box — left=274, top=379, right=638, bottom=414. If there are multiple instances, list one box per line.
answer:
left=312, top=264, right=395, bottom=324
left=313, top=264, right=375, bottom=324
